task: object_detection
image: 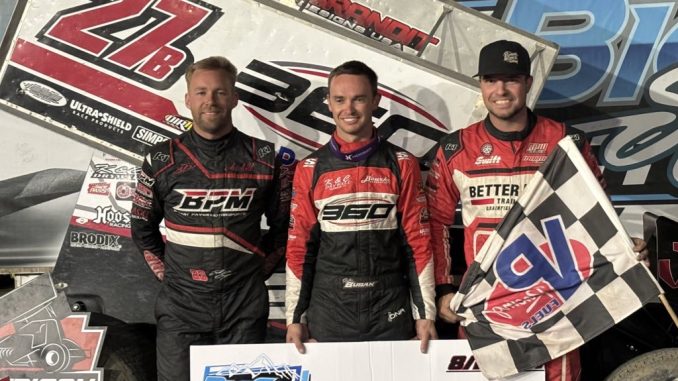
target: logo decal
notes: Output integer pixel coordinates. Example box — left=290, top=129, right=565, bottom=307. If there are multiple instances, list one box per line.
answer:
left=0, top=274, right=104, bottom=380
left=324, top=175, right=352, bottom=190
left=133, top=126, right=170, bottom=146
left=342, top=278, right=377, bottom=289
left=174, top=188, right=256, bottom=214
left=87, top=183, right=110, bottom=196
left=19, top=80, right=68, bottom=106
left=480, top=143, right=493, bottom=156
left=203, top=354, right=310, bottom=381
left=486, top=216, right=592, bottom=330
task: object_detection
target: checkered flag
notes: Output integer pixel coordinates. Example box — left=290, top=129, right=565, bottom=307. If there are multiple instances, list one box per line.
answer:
left=450, top=136, right=662, bottom=379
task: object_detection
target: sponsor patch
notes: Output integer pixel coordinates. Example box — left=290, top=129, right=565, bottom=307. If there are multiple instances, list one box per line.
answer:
left=474, top=155, right=501, bottom=165
left=19, top=80, right=68, bottom=106
left=70, top=231, right=121, bottom=251
left=526, top=142, right=548, bottom=154
left=93, top=206, right=131, bottom=228
left=342, top=278, right=377, bottom=288
left=164, top=114, right=193, bottom=131
left=361, top=175, right=390, bottom=184
left=324, top=175, right=351, bottom=190
left=173, top=188, right=256, bottom=214
left=190, top=269, right=208, bottom=282
left=480, top=143, right=493, bottom=156
left=87, top=182, right=110, bottom=195
left=388, top=308, right=406, bottom=322
left=115, top=181, right=135, bottom=200
left=133, top=125, right=170, bottom=146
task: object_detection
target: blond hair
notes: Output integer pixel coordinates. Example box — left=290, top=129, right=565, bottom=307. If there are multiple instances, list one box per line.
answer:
left=185, top=56, right=237, bottom=87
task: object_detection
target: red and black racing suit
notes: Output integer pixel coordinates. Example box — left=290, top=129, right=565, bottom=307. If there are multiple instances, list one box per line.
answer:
left=286, top=131, right=436, bottom=341
left=131, top=128, right=292, bottom=381
left=426, top=111, right=604, bottom=381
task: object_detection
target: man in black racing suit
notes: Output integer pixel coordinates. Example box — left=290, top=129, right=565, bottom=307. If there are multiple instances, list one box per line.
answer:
left=131, top=56, right=292, bottom=381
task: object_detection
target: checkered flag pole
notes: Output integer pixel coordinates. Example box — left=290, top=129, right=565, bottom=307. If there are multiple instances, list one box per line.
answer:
left=450, top=136, right=663, bottom=379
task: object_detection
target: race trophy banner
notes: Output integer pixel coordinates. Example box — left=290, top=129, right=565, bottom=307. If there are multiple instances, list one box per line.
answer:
left=190, top=340, right=544, bottom=381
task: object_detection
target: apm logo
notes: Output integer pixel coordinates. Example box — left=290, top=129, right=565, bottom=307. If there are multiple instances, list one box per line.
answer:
left=486, top=216, right=593, bottom=330
left=203, top=354, right=310, bottom=381
left=235, top=60, right=448, bottom=159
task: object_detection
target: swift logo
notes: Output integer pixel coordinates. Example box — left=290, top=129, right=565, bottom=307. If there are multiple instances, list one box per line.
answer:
left=474, top=155, right=501, bottom=165
left=486, top=216, right=592, bottom=329
left=174, top=188, right=256, bottom=213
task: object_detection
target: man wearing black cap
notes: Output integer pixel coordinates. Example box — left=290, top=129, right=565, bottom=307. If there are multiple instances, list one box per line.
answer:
left=425, top=40, right=649, bottom=381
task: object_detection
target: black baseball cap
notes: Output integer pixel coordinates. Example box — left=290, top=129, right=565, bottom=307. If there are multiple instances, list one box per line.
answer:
left=475, top=40, right=531, bottom=77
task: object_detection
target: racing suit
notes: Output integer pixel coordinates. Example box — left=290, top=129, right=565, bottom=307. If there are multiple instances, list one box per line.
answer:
left=426, top=111, right=604, bottom=381
left=131, top=128, right=292, bottom=381
left=285, top=131, right=436, bottom=341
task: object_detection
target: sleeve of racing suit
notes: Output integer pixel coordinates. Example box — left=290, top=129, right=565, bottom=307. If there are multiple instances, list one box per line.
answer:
left=285, top=159, right=319, bottom=325
left=397, top=153, right=436, bottom=321
left=425, top=146, right=461, bottom=296
left=261, top=154, right=295, bottom=277
left=131, top=153, right=166, bottom=279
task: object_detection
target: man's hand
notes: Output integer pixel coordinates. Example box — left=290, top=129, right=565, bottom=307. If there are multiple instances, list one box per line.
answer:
left=414, top=319, right=438, bottom=353
left=286, top=323, right=312, bottom=354
left=143, top=250, right=165, bottom=281
left=437, top=293, right=463, bottom=323
left=632, top=237, right=650, bottom=267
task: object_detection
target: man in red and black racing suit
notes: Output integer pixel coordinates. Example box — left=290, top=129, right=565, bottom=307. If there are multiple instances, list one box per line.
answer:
left=285, top=61, right=437, bottom=354
left=426, top=40, right=606, bottom=381
left=131, top=57, right=292, bottom=381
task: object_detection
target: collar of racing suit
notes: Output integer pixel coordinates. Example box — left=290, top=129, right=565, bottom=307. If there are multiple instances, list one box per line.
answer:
left=329, top=127, right=380, bottom=161
left=483, top=108, right=538, bottom=141
left=188, top=127, right=237, bottom=153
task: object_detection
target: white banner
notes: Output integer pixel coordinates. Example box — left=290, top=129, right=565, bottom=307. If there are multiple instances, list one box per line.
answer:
left=190, top=340, right=544, bottom=381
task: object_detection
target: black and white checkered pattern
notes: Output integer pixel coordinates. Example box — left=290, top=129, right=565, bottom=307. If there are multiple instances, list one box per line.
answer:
left=451, top=136, right=662, bottom=379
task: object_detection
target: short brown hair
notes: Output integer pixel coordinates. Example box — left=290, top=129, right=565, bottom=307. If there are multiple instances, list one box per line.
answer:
left=328, top=60, right=378, bottom=96
left=185, top=56, right=237, bottom=87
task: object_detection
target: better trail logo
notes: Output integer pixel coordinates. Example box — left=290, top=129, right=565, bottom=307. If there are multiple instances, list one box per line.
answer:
left=486, top=216, right=593, bottom=330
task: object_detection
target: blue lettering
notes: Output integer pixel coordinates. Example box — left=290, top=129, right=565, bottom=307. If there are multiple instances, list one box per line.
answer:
left=604, top=4, right=672, bottom=103
left=496, top=217, right=583, bottom=299
left=505, top=0, right=627, bottom=103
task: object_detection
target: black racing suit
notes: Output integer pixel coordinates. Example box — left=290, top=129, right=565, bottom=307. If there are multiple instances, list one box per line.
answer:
left=286, top=133, right=436, bottom=341
left=131, top=128, right=292, bottom=381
